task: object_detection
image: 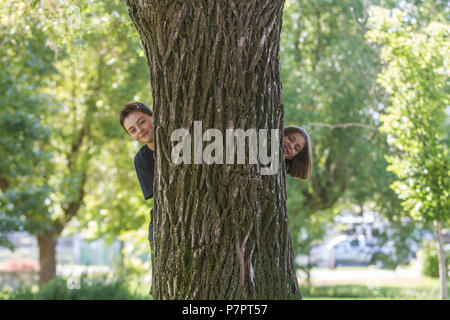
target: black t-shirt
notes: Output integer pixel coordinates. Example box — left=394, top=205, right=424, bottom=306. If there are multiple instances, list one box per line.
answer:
left=134, top=145, right=154, bottom=241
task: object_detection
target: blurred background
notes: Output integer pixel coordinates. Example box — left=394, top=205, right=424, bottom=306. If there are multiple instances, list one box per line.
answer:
left=0, top=0, right=448, bottom=299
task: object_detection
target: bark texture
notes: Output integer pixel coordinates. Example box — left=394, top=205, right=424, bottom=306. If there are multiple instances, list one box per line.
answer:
left=127, top=0, right=300, bottom=299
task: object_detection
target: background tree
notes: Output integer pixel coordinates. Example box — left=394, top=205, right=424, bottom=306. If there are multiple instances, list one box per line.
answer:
left=282, top=0, right=389, bottom=215
left=367, top=6, right=449, bottom=299
left=280, top=0, right=406, bottom=279
left=280, top=0, right=447, bottom=283
left=0, top=0, right=150, bottom=287
left=126, top=0, right=301, bottom=299
left=0, top=1, right=55, bottom=251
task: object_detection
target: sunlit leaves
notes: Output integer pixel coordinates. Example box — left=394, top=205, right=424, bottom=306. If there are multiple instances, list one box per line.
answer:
left=0, top=0, right=151, bottom=249
left=281, top=0, right=394, bottom=268
left=367, top=6, right=449, bottom=224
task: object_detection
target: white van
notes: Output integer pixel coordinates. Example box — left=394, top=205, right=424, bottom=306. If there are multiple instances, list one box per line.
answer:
left=326, top=235, right=375, bottom=267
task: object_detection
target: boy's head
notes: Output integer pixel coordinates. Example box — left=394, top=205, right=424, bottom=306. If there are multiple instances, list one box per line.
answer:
left=120, top=101, right=154, bottom=144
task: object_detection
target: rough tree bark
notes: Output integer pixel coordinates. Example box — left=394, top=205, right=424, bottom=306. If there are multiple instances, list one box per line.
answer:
left=127, top=0, right=300, bottom=299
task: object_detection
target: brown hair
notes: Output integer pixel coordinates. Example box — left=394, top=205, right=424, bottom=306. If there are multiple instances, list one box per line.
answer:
left=284, top=126, right=312, bottom=180
left=119, top=101, right=153, bottom=132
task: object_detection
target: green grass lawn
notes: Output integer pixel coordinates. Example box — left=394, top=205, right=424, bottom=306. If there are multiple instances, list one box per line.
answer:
left=1, top=267, right=447, bottom=300
left=300, top=278, right=447, bottom=300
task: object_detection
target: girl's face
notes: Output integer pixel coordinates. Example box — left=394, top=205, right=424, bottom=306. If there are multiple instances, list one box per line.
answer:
left=284, top=132, right=305, bottom=160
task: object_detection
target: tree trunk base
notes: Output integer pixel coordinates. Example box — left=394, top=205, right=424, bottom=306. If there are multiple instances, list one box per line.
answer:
left=36, top=230, right=58, bottom=288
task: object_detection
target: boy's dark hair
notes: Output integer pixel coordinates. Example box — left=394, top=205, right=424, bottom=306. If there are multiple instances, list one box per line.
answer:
left=284, top=126, right=312, bottom=180
left=119, top=101, right=153, bottom=132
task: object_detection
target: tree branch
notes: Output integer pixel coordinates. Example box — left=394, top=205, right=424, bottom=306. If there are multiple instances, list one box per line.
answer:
left=308, top=122, right=377, bottom=130
left=0, top=175, right=9, bottom=192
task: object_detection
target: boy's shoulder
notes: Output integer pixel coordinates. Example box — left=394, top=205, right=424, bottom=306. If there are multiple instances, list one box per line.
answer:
left=134, top=145, right=154, bottom=168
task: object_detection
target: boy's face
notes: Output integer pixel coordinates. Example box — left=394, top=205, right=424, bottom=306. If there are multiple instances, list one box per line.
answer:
left=123, top=111, right=154, bottom=144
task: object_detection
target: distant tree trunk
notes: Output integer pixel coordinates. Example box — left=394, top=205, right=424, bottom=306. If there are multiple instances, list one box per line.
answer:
left=435, top=220, right=448, bottom=300
left=0, top=175, right=9, bottom=192
left=119, top=240, right=125, bottom=270
left=36, top=230, right=58, bottom=288
left=306, top=253, right=312, bottom=295
left=127, top=0, right=300, bottom=299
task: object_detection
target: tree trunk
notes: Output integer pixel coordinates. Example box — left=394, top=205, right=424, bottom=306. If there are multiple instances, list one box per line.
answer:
left=306, top=253, right=311, bottom=296
left=127, top=0, right=300, bottom=299
left=119, top=240, right=126, bottom=270
left=0, top=175, right=9, bottom=192
left=434, top=220, right=448, bottom=300
left=36, top=230, right=58, bottom=288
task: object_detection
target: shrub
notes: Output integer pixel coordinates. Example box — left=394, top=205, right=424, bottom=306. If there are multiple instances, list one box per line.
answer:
left=0, top=285, right=37, bottom=300
left=1, top=274, right=149, bottom=300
